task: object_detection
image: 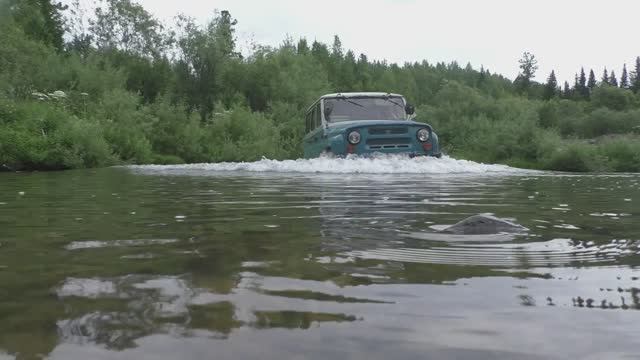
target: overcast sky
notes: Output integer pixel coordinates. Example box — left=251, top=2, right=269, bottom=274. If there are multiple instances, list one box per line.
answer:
left=129, top=0, right=637, bottom=84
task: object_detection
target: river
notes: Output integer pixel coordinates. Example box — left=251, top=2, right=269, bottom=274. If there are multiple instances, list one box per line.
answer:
left=1, top=155, right=639, bottom=359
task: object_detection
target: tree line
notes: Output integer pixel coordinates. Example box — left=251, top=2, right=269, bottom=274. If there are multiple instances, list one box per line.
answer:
left=1, top=0, right=639, bottom=172
left=540, top=59, right=640, bottom=101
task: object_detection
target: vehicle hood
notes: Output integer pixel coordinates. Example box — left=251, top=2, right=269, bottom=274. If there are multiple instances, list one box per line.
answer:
left=326, top=120, right=431, bottom=133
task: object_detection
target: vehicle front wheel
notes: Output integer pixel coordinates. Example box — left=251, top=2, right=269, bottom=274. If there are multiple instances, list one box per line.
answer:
left=320, top=148, right=334, bottom=158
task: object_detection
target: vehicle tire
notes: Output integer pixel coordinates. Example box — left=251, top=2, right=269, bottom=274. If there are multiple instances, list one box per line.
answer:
left=320, top=148, right=334, bottom=158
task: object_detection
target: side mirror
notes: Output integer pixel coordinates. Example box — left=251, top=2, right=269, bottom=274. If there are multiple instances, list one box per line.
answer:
left=405, top=104, right=415, bottom=116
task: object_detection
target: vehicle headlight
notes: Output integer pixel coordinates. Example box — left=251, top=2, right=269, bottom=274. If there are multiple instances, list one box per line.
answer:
left=348, top=131, right=361, bottom=145
left=417, top=128, right=430, bottom=142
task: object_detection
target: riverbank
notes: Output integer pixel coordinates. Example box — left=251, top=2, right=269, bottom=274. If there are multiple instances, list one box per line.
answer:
left=2, top=96, right=639, bottom=173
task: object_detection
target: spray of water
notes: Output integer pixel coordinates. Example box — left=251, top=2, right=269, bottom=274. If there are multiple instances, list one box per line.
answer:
left=129, top=154, right=529, bottom=175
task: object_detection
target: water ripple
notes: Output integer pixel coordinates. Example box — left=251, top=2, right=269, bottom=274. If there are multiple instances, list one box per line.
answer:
left=347, top=239, right=640, bottom=268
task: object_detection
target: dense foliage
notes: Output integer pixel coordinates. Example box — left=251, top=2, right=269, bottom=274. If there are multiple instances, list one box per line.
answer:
left=1, top=0, right=640, bottom=171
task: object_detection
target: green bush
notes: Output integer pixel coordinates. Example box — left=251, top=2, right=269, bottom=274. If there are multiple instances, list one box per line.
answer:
left=0, top=23, right=55, bottom=97
left=538, top=99, right=584, bottom=129
left=590, top=85, right=638, bottom=112
left=95, top=89, right=155, bottom=164
left=599, top=138, right=640, bottom=172
left=0, top=100, right=114, bottom=170
left=541, top=142, right=596, bottom=172
left=149, top=99, right=206, bottom=163
left=579, top=108, right=640, bottom=138
left=206, top=107, right=283, bottom=162
left=269, top=101, right=305, bottom=158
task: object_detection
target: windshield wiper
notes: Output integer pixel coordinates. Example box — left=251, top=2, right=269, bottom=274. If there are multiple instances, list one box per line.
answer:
left=382, top=95, right=404, bottom=109
left=337, top=95, right=365, bottom=108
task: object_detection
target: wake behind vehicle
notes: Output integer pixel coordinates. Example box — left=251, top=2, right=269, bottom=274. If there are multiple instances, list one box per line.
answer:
left=303, top=92, right=441, bottom=158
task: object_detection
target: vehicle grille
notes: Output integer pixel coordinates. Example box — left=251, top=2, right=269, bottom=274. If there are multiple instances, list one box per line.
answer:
left=368, top=127, right=408, bottom=135
left=366, top=137, right=411, bottom=150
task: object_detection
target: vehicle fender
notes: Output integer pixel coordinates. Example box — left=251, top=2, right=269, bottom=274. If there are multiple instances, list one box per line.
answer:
left=328, top=133, right=347, bottom=153
left=430, top=132, right=440, bottom=154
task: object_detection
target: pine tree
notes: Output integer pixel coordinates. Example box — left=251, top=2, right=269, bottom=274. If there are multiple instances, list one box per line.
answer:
left=632, top=57, right=640, bottom=93
left=331, top=35, right=343, bottom=58
left=609, top=70, right=618, bottom=87
left=579, top=68, right=588, bottom=98
left=587, top=69, right=597, bottom=90
left=543, top=70, right=558, bottom=100
left=297, top=38, right=309, bottom=55
left=580, top=69, right=597, bottom=99
left=339, top=50, right=357, bottom=91
left=601, top=68, right=609, bottom=85
left=311, top=41, right=330, bottom=64
left=562, top=81, right=571, bottom=98
left=355, top=53, right=371, bottom=89
left=465, top=62, right=473, bottom=72
left=478, top=65, right=486, bottom=84
left=620, top=64, right=629, bottom=88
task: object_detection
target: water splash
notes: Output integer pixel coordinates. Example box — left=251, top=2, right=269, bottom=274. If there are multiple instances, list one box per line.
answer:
left=129, top=155, right=527, bottom=175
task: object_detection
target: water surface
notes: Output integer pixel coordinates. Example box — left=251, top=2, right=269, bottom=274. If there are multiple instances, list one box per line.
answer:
left=1, top=156, right=639, bottom=359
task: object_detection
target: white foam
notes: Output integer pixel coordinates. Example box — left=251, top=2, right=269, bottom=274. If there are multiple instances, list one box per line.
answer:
left=56, top=278, right=117, bottom=298
left=129, top=155, right=526, bottom=175
left=65, top=239, right=178, bottom=250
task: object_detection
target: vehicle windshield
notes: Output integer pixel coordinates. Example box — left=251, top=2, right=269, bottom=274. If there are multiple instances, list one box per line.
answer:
left=324, top=97, right=406, bottom=122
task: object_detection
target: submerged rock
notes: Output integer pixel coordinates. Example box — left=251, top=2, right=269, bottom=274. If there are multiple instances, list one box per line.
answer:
left=441, top=214, right=529, bottom=235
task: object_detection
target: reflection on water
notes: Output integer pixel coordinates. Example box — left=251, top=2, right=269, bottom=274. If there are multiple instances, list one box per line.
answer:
left=0, top=160, right=640, bottom=359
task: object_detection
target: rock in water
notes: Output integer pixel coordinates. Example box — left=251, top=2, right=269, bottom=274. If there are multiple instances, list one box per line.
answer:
left=441, top=214, right=528, bottom=235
